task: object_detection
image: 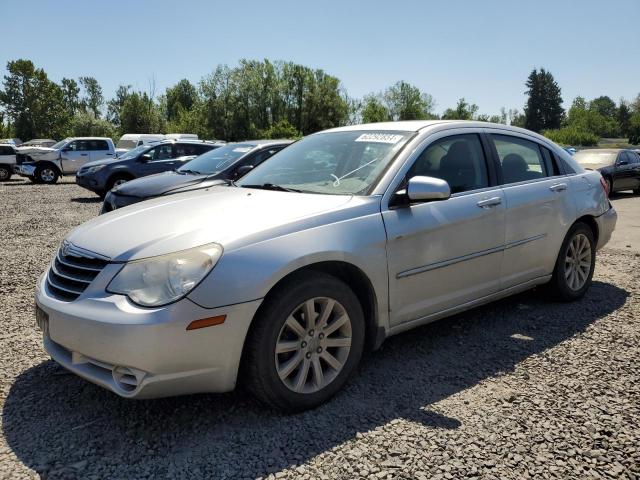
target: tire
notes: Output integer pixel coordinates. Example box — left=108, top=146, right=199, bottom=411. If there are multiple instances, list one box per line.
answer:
left=0, top=165, right=12, bottom=181
left=106, top=175, right=131, bottom=192
left=243, top=272, right=365, bottom=412
left=547, top=222, right=596, bottom=301
left=34, top=165, right=59, bottom=184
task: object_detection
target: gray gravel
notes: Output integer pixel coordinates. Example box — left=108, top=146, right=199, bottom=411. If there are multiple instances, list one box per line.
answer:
left=1, top=178, right=639, bottom=480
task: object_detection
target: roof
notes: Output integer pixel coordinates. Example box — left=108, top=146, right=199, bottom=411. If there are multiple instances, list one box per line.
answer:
left=323, top=120, right=542, bottom=134
left=237, top=139, right=295, bottom=146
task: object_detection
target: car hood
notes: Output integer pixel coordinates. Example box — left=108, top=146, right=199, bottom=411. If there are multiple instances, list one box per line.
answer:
left=16, top=146, right=56, bottom=155
left=66, top=186, right=359, bottom=261
left=82, top=157, right=123, bottom=169
left=113, top=171, right=217, bottom=197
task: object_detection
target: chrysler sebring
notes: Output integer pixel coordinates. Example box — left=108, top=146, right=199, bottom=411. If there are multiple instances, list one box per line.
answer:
left=35, top=121, right=617, bottom=411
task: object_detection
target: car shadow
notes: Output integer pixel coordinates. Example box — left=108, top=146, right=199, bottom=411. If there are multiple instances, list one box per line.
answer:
left=70, top=197, right=102, bottom=204
left=2, top=281, right=628, bottom=478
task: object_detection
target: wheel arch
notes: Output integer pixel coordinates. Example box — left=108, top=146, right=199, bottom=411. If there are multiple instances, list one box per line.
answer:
left=35, top=161, right=62, bottom=176
left=574, top=215, right=599, bottom=245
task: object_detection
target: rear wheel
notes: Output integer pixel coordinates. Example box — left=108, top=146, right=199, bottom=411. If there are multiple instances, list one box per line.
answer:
left=0, top=165, right=11, bottom=181
left=34, top=165, right=59, bottom=184
left=244, top=272, right=365, bottom=412
left=547, top=222, right=596, bottom=301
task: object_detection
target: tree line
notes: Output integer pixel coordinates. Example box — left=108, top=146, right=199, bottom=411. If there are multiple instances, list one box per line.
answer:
left=1, top=58, right=639, bottom=146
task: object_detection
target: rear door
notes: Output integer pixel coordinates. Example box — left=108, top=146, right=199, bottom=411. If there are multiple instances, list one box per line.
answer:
left=89, top=139, right=115, bottom=162
left=613, top=151, right=636, bottom=190
left=60, top=140, right=90, bottom=173
left=488, top=132, right=576, bottom=289
left=383, top=131, right=506, bottom=325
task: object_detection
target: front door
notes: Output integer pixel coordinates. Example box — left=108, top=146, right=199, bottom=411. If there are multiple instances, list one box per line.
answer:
left=137, top=144, right=178, bottom=177
left=60, top=140, right=90, bottom=174
left=383, top=133, right=505, bottom=326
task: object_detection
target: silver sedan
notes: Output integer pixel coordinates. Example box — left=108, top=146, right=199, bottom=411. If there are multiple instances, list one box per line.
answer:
left=35, top=121, right=617, bottom=411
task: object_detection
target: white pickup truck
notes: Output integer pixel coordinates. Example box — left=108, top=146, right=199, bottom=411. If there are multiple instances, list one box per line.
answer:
left=16, top=137, right=116, bottom=184
left=0, top=143, right=17, bottom=181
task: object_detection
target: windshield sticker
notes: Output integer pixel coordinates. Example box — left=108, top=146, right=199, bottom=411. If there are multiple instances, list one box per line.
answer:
left=232, top=147, right=252, bottom=153
left=355, top=133, right=404, bottom=144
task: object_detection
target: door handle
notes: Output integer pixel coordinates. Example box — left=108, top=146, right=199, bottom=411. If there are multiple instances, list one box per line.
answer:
left=549, top=183, right=567, bottom=192
left=80, top=153, right=88, bottom=156
left=476, top=196, right=502, bottom=208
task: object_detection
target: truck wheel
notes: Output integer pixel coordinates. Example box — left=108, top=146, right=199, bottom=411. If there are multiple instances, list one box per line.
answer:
left=0, top=165, right=12, bottom=181
left=35, top=165, right=59, bottom=184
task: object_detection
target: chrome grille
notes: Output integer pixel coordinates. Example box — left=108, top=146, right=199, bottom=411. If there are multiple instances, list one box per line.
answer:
left=46, top=242, right=109, bottom=301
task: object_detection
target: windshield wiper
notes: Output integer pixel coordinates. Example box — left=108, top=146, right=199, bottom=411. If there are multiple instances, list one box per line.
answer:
left=177, top=169, right=202, bottom=175
left=241, top=183, right=304, bottom=193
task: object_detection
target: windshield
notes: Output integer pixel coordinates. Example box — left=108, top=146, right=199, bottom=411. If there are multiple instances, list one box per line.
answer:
left=573, top=151, right=617, bottom=165
left=237, top=131, right=413, bottom=194
left=117, top=144, right=150, bottom=160
left=116, top=139, right=138, bottom=150
left=177, top=144, right=254, bottom=175
left=51, top=138, right=72, bottom=150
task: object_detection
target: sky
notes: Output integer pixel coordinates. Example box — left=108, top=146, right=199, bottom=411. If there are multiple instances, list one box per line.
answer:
left=2, top=0, right=639, bottom=117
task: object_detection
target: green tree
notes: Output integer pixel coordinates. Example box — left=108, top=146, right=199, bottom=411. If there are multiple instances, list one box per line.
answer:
left=71, top=111, right=117, bottom=138
left=258, top=119, right=301, bottom=139
left=566, top=96, right=618, bottom=137
left=79, top=76, right=104, bottom=118
left=629, top=113, right=640, bottom=145
left=106, top=85, right=132, bottom=127
left=0, top=59, right=70, bottom=139
left=61, top=78, right=81, bottom=115
left=617, top=100, right=632, bottom=137
left=589, top=95, right=617, bottom=119
left=361, top=94, right=390, bottom=123
left=165, top=79, right=198, bottom=121
left=442, top=98, right=479, bottom=120
left=523, top=68, right=564, bottom=132
left=119, top=91, right=165, bottom=135
left=383, top=81, right=435, bottom=121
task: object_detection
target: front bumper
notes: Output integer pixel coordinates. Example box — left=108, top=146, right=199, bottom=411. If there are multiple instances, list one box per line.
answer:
left=16, top=164, right=36, bottom=177
left=75, top=171, right=104, bottom=193
left=595, top=205, right=617, bottom=250
left=35, top=269, right=261, bottom=399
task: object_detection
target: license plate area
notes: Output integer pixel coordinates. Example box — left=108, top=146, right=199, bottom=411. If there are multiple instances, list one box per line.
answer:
left=35, top=305, right=49, bottom=336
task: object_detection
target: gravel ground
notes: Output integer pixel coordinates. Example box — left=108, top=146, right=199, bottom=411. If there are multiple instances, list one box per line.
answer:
left=1, top=178, right=639, bottom=480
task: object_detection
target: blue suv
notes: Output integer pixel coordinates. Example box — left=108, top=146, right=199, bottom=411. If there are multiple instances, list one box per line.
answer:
left=76, top=139, right=222, bottom=197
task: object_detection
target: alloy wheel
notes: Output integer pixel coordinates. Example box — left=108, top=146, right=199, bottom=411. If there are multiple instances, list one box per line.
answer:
left=112, top=178, right=128, bottom=188
left=41, top=168, right=55, bottom=183
left=0, top=168, right=8, bottom=180
left=564, top=233, right=592, bottom=291
left=274, top=297, right=352, bottom=394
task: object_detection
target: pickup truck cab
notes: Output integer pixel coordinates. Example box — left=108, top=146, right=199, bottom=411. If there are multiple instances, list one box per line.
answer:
left=0, top=143, right=17, bottom=181
left=16, top=137, right=116, bottom=184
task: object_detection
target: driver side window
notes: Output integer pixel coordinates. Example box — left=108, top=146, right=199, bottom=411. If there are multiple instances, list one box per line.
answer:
left=408, top=134, right=489, bottom=194
left=147, top=145, right=174, bottom=161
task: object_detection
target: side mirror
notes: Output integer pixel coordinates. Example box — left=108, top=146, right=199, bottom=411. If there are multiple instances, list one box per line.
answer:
left=617, top=159, right=628, bottom=166
left=140, top=153, right=152, bottom=162
left=403, top=176, right=451, bottom=203
left=233, top=164, right=254, bottom=179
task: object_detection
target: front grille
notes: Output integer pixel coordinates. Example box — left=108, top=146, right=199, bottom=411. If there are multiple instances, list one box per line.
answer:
left=46, top=243, right=109, bottom=301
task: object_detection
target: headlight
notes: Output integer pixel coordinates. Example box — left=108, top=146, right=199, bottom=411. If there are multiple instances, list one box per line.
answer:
left=85, top=165, right=107, bottom=174
left=107, top=243, right=223, bottom=307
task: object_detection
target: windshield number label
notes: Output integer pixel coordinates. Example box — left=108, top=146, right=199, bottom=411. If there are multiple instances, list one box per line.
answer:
left=355, top=133, right=404, bottom=144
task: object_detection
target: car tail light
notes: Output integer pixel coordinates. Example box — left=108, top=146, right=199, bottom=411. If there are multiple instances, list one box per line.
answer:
left=599, top=176, right=609, bottom=196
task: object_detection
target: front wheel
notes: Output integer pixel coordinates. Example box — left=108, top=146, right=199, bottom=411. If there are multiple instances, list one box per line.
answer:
left=0, top=165, right=12, bottom=181
left=244, top=272, right=365, bottom=412
left=34, top=165, right=59, bottom=184
left=547, top=222, right=596, bottom=301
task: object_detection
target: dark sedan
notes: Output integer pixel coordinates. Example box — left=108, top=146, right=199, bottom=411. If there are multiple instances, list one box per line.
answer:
left=101, top=139, right=293, bottom=214
left=76, top=139, right=222, bottom=197
left=573, top=149, right=640, bottom=196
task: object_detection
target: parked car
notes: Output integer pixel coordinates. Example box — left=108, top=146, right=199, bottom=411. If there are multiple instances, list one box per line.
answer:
left=165, top=133, right=198, bottom=141
left=15, top=137, right=116, bottom=184
left=0, top=143, right=17, bottom=181
left=0, top=138, right=22, bottom=146
left=20, top=139, right=57, bottom=148
left=115, top=134, right=164, bottom=156
left=76, top=139, right=222, bottom=197
left=102, top=139, right=293, bottom=213
left=34, top=121, right=616, bottom=412
left=573, top=148, right=640, bottom=195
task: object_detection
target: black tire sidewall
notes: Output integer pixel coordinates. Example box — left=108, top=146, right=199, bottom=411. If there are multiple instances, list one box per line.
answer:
left=552, top=223, right=596, bottom=301
left=248, top=273, right=365, bottom=411
left=0, top=166, right=11, bottom=181
left=35, top=165, right=58, bottom=184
